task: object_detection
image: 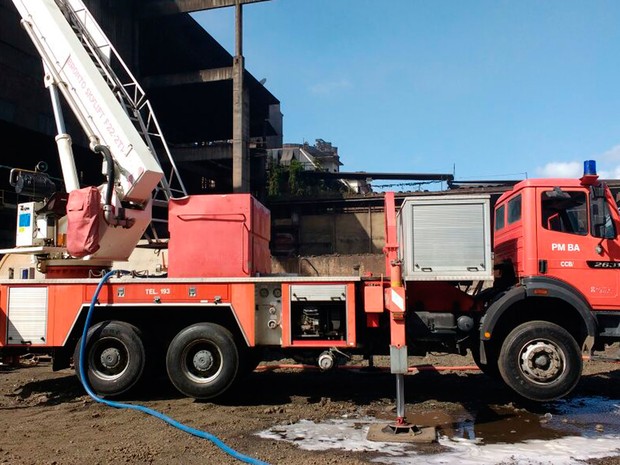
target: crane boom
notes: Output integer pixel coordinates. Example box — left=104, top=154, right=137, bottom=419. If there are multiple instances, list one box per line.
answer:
left=7, top=0, right=189, bottom=262
left=13, top=0, right=163, bottom=205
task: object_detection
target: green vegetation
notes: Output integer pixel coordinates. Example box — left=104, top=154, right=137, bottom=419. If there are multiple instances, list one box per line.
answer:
left=266, top=159, right=347, bottom=198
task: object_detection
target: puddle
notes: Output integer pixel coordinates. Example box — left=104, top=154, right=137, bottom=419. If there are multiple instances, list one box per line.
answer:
left=257, top=396, right=620, bottom=464
left=407, top=406, right=566, bottom=444
left=548, top=396, right=620, bottom=436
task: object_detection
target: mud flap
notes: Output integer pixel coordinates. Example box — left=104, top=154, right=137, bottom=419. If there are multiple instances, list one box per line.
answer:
left=67, top=186, right=101, bottom=257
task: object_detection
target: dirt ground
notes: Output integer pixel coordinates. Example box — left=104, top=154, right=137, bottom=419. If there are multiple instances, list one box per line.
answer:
left=1, top=349, right=619, bottom=465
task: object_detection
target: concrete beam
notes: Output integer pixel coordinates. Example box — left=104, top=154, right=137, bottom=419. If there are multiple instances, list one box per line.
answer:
left=172, top=143, right=232, bottom=162
left=301, top=171, right=455, bottom=182
left=142, top=67, right=233, bottom=88
left=143, top=0, right=269, bottom=16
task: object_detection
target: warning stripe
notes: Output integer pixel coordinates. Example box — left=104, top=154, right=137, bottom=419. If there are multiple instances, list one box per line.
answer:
left=391, top=289, right=404, bottom=312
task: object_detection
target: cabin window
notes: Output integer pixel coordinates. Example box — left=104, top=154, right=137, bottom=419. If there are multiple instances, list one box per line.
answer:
left=507, top=195, right=522, bottom=224
left=495, top=205, right=505, bottom=230
left=541, top=190, right=587, bottom=236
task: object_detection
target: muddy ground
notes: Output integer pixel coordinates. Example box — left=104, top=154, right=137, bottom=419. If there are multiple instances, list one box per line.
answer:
left=1, top=349, right=619, bottom=465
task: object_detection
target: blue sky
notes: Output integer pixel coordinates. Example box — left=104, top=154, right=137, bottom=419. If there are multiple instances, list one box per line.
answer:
left=193, top=1, right=620, bottom=183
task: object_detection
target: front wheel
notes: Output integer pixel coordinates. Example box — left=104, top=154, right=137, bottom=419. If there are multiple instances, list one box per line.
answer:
left=498, top=321, right=582, bottom=401
left=74, top=320, right=145, bottom=397
left=166, top=323, right=239, bottom=399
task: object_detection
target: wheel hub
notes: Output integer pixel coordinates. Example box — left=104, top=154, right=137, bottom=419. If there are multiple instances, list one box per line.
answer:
left=520, top=340, right=564, bottom=382
left=193, top=350, right=214, bottom=372
left=100, top=347, right=121, bottom=369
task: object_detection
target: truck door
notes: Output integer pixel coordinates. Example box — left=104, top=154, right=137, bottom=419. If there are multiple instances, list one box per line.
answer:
left=537, top=186, right=619, bottom=309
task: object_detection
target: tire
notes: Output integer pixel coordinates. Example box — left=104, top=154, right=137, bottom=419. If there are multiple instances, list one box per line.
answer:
left=74, top=320, right=145, bottom=397
left=166, top=323, right=239, bottom=399
left=498, top=321, right=582, bottom=401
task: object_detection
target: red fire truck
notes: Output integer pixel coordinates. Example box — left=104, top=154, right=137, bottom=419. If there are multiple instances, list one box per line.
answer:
left=2, top=0, right=618, bottom=412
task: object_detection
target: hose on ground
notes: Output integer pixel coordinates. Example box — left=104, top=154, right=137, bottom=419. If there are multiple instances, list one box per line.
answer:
left=78, top=270, right=270, bottom=465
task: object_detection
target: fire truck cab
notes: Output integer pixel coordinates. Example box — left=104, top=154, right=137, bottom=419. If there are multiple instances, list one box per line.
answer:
left=476, top=162, right=620, bottom=400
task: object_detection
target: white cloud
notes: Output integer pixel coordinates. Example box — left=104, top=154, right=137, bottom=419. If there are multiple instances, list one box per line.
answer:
left=309, top=78, right=351, bottom=95
left=536, top=161, right=582, bottom=178
left=534, top=142, right=620, bottom=179
left=603, top=165, right=620, bottom=180
left=582, top=143, right=620, bottom=179
left=601, top=144, right=620, bottom=161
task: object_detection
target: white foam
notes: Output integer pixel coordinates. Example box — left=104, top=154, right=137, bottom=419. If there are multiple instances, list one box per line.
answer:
left=257, top=401, right=620, bottom=465
left=390, top=435, right=620, bottom=465
left=258, top=418, right=408, bottom=456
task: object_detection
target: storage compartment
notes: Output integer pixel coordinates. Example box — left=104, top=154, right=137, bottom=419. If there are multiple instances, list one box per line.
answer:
left=7, top=287, right=48, bottom=345
left=397, top=195, right=492, bottom=281
left=290, top=285, right=347, bottom=341
left=168, top=194, right=271, bottom=278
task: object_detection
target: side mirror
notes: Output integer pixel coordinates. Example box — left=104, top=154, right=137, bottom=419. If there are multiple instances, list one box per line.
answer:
left=591, top=185, right=606, bottom=200
left=591, top=197, right=616, bottom=239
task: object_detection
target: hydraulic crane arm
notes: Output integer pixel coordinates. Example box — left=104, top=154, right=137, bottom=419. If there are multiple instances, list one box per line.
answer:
left=12, top=0, right=163, bottom=206
left=8, top=0, right=188, bottom=261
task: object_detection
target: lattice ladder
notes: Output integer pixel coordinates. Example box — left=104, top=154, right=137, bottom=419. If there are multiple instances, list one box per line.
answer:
left=56, top=0, right=187, bottom=245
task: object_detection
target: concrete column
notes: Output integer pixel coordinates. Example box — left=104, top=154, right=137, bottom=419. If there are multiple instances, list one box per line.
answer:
left=232, top=1, right=250, bottom=192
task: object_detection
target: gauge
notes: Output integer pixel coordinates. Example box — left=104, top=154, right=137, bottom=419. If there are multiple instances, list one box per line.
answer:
left=259, top=288, right=269, bottom=298
left=273, top=288, right=282, bottom=298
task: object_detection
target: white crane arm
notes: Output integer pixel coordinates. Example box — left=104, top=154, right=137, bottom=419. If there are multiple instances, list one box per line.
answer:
left=12, top=0, right=163, bottom=205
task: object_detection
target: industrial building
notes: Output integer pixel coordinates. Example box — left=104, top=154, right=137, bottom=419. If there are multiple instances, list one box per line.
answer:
left=0, top=0, right=525, bottom=266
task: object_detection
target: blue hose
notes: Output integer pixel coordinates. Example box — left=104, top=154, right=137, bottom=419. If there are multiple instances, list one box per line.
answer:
left=78, top=270, right=270, bottom=465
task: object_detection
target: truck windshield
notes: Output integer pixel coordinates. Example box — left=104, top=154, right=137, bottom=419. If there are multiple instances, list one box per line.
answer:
left=541, top=190, right=588, bottom=236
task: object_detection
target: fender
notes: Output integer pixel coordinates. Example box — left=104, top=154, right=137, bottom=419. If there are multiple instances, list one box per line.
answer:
left=481, top=276, right=597, bottom=350
left=480, top=285, right=526, bottom=341
left=62, top=302, right=252, bottom=350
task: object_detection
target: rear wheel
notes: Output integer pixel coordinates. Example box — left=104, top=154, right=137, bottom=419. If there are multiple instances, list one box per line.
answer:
left=498, top=321, right=582, bottom=401
left=166, top=323, right=239, bottom=399
left=74, top=320, right=145, bottom=397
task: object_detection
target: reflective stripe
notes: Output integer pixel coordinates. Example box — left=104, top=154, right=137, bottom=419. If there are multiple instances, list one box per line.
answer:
left=391, top=289, right=404, bottom=312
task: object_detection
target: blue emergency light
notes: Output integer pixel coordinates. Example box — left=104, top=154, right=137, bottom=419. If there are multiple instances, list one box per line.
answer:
left=583, top=160, right=597, bottom=176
